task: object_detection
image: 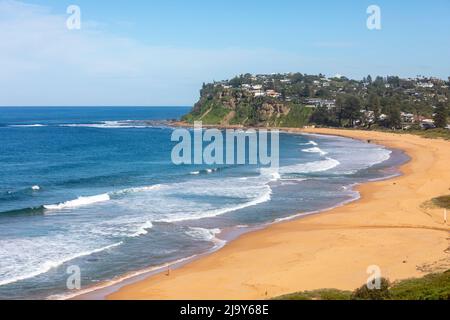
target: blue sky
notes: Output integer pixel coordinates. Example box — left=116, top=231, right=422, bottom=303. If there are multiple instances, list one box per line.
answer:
left=1, top=0, right=449, bottom=106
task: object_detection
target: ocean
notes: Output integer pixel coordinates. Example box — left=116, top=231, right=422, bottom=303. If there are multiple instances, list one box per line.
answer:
left=0, top=107, right=408, bottom=299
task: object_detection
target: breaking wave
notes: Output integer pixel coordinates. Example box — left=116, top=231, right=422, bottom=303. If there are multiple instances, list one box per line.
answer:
left=280, top=158, right=340, bottom=175
left=59, top=120, right=171, bottom=129
left=302, top=147, right=328, bottom=156
left=9, top=124, right=47, bottom=128
left=300, top=140, right=318, bottom=146
left=43, top=194, right=111, bottom=211
left=0, top=241, right=123, bottom=287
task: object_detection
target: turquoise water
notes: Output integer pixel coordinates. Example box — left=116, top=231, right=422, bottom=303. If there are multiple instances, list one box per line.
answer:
left=0, top=107, right=407, bottom=299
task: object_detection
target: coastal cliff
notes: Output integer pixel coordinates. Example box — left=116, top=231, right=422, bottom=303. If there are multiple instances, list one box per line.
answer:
left=182, top=76, right=313, bottom=127
left=182, top=72, right=449, bottom=130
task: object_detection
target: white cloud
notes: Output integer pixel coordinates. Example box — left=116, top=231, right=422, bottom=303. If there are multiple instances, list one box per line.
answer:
left=0, top=0, right=311, bottom=106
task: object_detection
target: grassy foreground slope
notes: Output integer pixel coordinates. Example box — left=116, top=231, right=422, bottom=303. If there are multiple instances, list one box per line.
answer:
left=275, top=270, right=450, bottom=300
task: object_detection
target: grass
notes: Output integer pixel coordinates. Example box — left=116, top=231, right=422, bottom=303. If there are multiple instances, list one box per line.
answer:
left=274, top=289, right=352, bottom=301
left=275, top=104, right=313, bottom=128
left=182, top=101, right=230, bottom=125
left=200, top=104, right=229, bottom=125
left=432, top=195, right=450, bottom=209
left=274, top=270, right=450, bottom=300
left=390, top=271, right=450, bottom=300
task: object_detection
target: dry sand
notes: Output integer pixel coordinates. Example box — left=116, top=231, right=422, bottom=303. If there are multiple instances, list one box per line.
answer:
left=108, top=128, right=450, bottom=300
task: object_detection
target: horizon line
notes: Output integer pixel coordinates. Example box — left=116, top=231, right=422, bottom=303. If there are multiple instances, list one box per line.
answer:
left=0, top=106, right=193, bottom=108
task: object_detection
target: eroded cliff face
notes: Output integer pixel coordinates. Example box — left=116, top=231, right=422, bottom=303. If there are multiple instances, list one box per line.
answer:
left=188, top=88, right=293, bottom=127
left=258, top=102, right=291, bottom=122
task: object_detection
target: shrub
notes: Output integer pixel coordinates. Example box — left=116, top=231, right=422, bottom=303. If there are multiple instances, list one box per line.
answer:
left=351, top=278, right=391, bottom=300
left=389, top=271, right=450, bottom=300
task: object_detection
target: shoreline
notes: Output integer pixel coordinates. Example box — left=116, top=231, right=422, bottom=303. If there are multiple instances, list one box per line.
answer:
left=70, top=130, right=381, bottom=300
left=69, top=129, right=382, bottom=300
left=70, top=170, right=364, bottom=300
left=77, top=128, right=449, bottom=300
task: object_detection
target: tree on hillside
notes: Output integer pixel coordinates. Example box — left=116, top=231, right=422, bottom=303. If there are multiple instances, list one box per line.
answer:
left=374, top=76, right=385, bottom=87
left=387, top=76, right=400, bottom=88
left=335, top=96, right=345, bottom=126
left=433, top=103, right=448, bottom=128
left=382, top=105, right=401, bottom=129
left=368, top=93, right=381, bottom=125
left=229, top=76, right=243, bottom=88
left=302, top=84, right=312, bottom=98
left=310, top=106, right=337, bottom=126
left=315, top=88, right=329, bottom=98
left=342, top=95, right=361, bottom=127
left=290, top=73, right=304, bottom=83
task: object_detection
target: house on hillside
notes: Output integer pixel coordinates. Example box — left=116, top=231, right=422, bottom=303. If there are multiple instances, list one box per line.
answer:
left=401, top=112, right=415, bottom=123
left=305, top=98, right=336, bottom=109
left=266, top=90, right=281, bottom=98
left=420, top=119, right=435, bottom=129
left=252, top=90, right=265, bottom=97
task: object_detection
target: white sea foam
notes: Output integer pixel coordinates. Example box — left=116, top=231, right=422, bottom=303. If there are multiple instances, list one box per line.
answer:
left=280, top=157, right=340, bottom=175
left=186, top=228, right=225, bottom=249
left=130, top=221, right=154, bottom=238
left=159, top=185, right=273, bottom=223
left=300, top=140, right=318, bottom=146
left=260, top=167, right=281, bottom=181
left=186, top=227, right=220, bottom=241
left=0, top=241, right=122, bottom=287
left=190, top=168, right=218, bottom=175
left=9, top=124, right=46, bottom=127
left=134, top=167, right=277, bottom=224
left=115, top=184, right=162, bottom=195
left=59, top=120, right=165, bottom=129
left=280, top=178, right=307, bottom=186
left=302, top=147, right=328, bottom=156
left=44, top=194, right=111, bottom=210
left=328, top=145, right=392, bottom=175
left=156, top=158, right=340, bottom=223
left=42, top=185, right=162, bottom=212
left=61, top=122, right=142, bottom=129
left=367, top=148, right=392, bottom=166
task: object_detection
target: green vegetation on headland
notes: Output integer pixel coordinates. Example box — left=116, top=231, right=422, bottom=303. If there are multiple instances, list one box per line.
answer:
left=182, top=86, right=314, bottom=127
left=274, top=270, right=450, bottom=300
left=182, top=73, right=450, bottom=138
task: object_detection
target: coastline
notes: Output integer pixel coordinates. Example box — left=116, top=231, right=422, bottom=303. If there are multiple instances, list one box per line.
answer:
left=79, top=128, right=449, bottom=300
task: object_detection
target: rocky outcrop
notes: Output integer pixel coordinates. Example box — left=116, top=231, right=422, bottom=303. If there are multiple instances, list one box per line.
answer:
left=185, top=86, right=303, bottom=127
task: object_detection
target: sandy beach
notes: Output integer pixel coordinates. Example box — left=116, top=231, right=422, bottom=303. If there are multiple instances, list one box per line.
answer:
left=108, top=128, right=450, bottom=300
